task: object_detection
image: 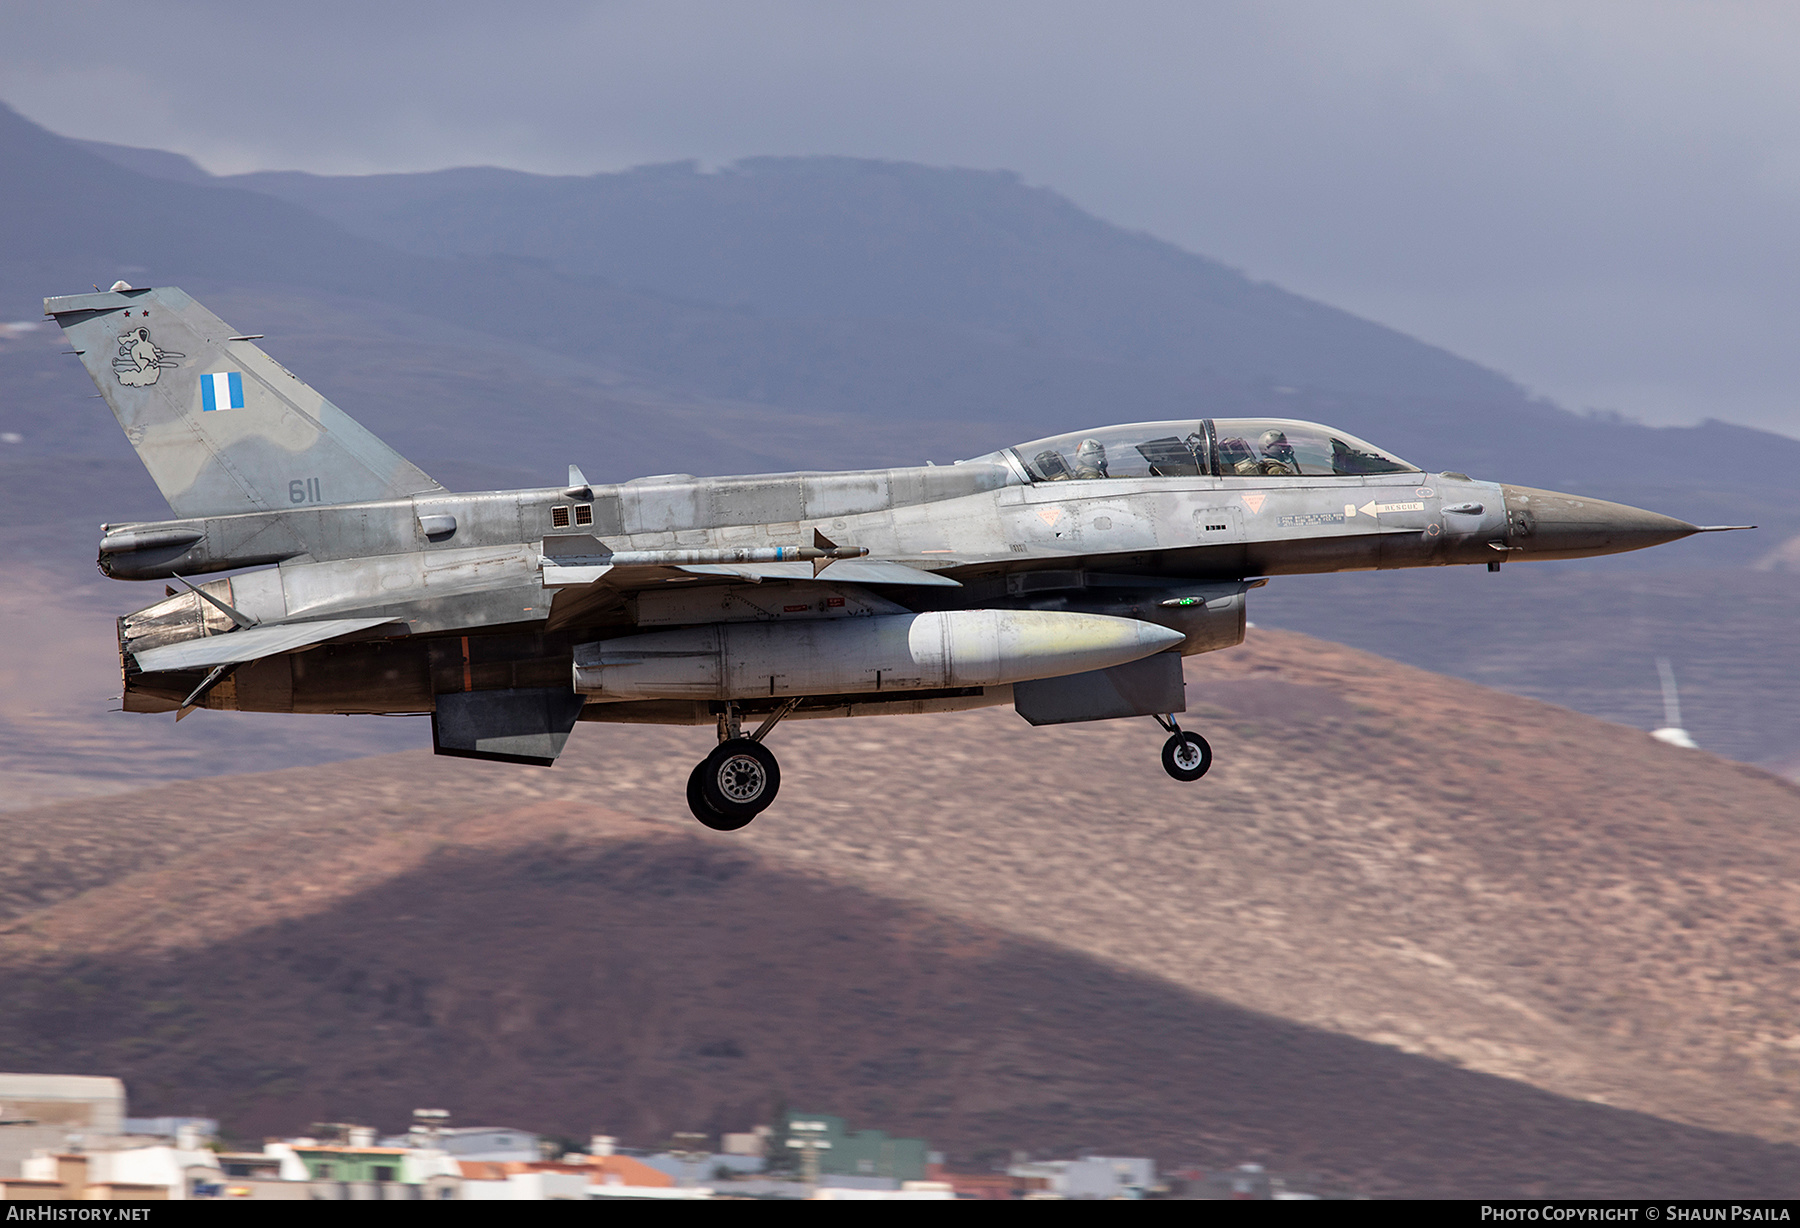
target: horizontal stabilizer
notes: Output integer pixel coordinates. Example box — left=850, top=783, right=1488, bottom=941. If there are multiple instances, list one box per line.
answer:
left=133, top=617, right=398, bottom=673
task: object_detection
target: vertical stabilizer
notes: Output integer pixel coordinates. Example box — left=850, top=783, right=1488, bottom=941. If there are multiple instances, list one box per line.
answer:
left=45, top=286, right=442, bottom=519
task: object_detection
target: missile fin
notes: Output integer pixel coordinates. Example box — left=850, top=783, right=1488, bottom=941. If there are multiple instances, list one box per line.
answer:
left=171, top=574, right=257, bottom=629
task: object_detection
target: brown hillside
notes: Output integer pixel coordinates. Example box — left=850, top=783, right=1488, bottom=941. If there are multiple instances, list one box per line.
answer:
left=3, top=804, right=1798, bottom=1199
left=3, top=629, right=1799, bottom=1195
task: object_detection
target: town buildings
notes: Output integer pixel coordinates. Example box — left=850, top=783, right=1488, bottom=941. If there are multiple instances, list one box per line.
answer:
left=0, top=1071, right=1220, bottom=1199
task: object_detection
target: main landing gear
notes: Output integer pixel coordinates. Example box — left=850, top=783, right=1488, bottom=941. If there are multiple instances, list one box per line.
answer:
left=687, top=700, right=797, bottom=831
left=1153, top=713, right=1212, bottom=782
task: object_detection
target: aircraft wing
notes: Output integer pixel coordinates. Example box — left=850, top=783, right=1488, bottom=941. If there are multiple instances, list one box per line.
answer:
left=541, top=557, right=961, bottom=588
left=676, top=559, right=962, bottom=586
left=540, top=556, right=961, bottom=632
left=132, top=617, right=399, bottom=673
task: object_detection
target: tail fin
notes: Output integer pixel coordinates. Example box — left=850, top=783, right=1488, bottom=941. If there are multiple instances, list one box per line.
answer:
left=45, top=285, right=442, bottom=519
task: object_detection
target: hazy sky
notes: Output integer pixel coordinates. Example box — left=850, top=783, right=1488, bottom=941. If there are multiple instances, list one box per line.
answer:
left=7, top=1, right=1799, bottom=434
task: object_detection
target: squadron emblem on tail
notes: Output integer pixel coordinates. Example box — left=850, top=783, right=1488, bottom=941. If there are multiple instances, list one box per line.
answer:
left=112, top=326, right=183, bottom=387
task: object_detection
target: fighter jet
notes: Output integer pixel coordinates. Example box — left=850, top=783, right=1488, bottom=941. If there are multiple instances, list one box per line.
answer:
left=47, top=286, right=1750, bottom=829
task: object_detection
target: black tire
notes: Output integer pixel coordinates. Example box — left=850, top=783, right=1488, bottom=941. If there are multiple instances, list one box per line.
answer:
left=1161, top=731, right=1212, bottom=782
left=688, top=759, right=755, bottom=831
left=700, top=738, right=781, bottom=821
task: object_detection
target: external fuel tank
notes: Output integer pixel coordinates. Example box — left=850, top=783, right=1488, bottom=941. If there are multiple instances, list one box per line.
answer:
left=572, top=609, right=1185, bottom=701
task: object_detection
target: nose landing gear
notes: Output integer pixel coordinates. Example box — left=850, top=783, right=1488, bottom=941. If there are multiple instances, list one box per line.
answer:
left=1154, top=713, right=1212, bottom=782
left=687, top=700, right=796, bottom=830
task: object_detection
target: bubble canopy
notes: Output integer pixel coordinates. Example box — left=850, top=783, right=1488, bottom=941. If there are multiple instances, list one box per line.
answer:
left=1000, top=419, right=1419, bottom=482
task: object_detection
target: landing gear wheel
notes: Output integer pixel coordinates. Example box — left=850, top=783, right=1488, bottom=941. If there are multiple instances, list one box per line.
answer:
left=687, top=759, right=756, bottom=830
left=699, top=737, right=781, bottom=823
left=1162, top=731, right=1212, bottom=782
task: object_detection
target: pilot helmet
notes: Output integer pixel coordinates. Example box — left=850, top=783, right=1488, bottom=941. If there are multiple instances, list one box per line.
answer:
left=1259, top=429, right=1295, bottom=461
left=1074, top=438, right=1108, bottom=475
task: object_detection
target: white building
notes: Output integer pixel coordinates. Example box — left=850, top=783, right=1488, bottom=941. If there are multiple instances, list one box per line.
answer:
left=1008, top=1155, right=1156, bottom=1199
left=0, top=1073, right=126, bottom=1178
left=21, top=1144, right=225, bottom=1200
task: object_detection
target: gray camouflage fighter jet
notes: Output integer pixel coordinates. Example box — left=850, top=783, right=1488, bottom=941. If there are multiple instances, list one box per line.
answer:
left=47, top=286, right=1750, bottom=829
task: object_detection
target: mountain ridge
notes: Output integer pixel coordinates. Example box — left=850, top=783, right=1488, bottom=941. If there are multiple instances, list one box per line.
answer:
left=24, top=110, right=1794, bottom=556
left=221, top=154, right=1527, bottom=404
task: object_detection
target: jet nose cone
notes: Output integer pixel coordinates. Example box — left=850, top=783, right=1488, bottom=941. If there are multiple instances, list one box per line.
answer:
left=1501, top=485, right=1698, bottom=560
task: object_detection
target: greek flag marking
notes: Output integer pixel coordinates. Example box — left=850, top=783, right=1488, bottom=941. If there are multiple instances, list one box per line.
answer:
left=200, top=371, right=244, bottom=411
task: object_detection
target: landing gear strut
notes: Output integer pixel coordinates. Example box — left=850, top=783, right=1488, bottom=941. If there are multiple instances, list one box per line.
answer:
left=687, top=700, right=796, bottom=830
left=1154, top=713, right=1212, bottom=782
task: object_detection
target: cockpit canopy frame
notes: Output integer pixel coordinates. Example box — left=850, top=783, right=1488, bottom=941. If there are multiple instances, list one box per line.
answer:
left=1002, top=418, right=1419, bottom=483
